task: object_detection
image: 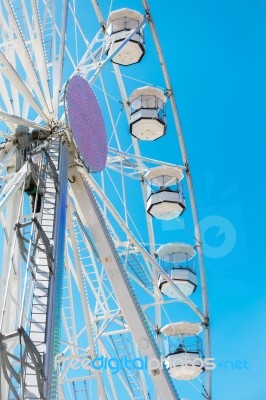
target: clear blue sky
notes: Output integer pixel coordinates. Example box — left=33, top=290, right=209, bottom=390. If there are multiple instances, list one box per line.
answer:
left=148, top=0, right=266, bottom=399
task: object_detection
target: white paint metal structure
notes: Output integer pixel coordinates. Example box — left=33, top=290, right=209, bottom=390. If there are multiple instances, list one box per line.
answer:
left=0, top=1, right=212, bottom=400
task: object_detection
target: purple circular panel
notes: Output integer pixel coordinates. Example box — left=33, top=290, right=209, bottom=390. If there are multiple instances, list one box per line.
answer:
left=67, top=76, right=107, bottom=172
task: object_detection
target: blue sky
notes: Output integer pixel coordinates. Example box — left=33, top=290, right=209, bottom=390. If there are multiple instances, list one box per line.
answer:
left=149, top=0, right=266, bottom=399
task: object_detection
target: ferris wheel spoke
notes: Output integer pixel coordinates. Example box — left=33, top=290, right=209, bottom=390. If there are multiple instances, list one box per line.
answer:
left=3, top=48, right=20, bottom=117
left=108, top=147, right=186, bottom=170
left=30, top=0, right=54, bottom=115
left=0, top=50, right=49, bottom=123
left=57, top=29, right=103, bottom=108
left=0, top=162, right=27, bottom=213
left=0, top=110, right=49, bottom=130
left=97, top=75, right=123, bottom=151
left=52, top=0, right=68, bottom=116
left=2, top=0, right=53, bottom=116
left=90, top=0, right=105, bottom=29
left=0, top=73, right=15, bottom=119
left=112, top=64, right=131, bottom=121
left=40, top=0, right=57, bottom=69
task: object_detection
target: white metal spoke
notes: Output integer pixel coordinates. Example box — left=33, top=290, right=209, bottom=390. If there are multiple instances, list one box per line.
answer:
left=30, top=0, right=54, bottom=115
left=0, top=110, right=49, bottom=129
left=52, top=0, right=68, bottom=116
left=2, top=0, right=52, bottom=116
left=0, top=49, right=49, bottom=122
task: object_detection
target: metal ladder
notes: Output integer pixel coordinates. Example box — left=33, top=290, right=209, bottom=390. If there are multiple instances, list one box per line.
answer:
left=25, top=139, right=60, bottom=399
left=72, top=380, right=90, bottom=400
left=10, top=0, right=29, bottom=41
left=41, top=0, right=54, bottom=63
left=121, top=252, right=152, bottom=289
left=111, top=334, right=145, bottom=400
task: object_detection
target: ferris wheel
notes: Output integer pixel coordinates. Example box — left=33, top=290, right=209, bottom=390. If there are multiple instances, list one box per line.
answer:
left=0, top=1, right=212, bottom=400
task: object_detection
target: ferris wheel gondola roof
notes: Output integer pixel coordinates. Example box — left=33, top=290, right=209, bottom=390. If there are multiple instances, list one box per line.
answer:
left=156, top=243, right=196, bottom=261
left=107, top=8, right=144, bottom=25
left=145, top=166, right=184, bottom=186
left=161, top=322, right=202, bottom=337
left=129, top=86, right=166, bottom=103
